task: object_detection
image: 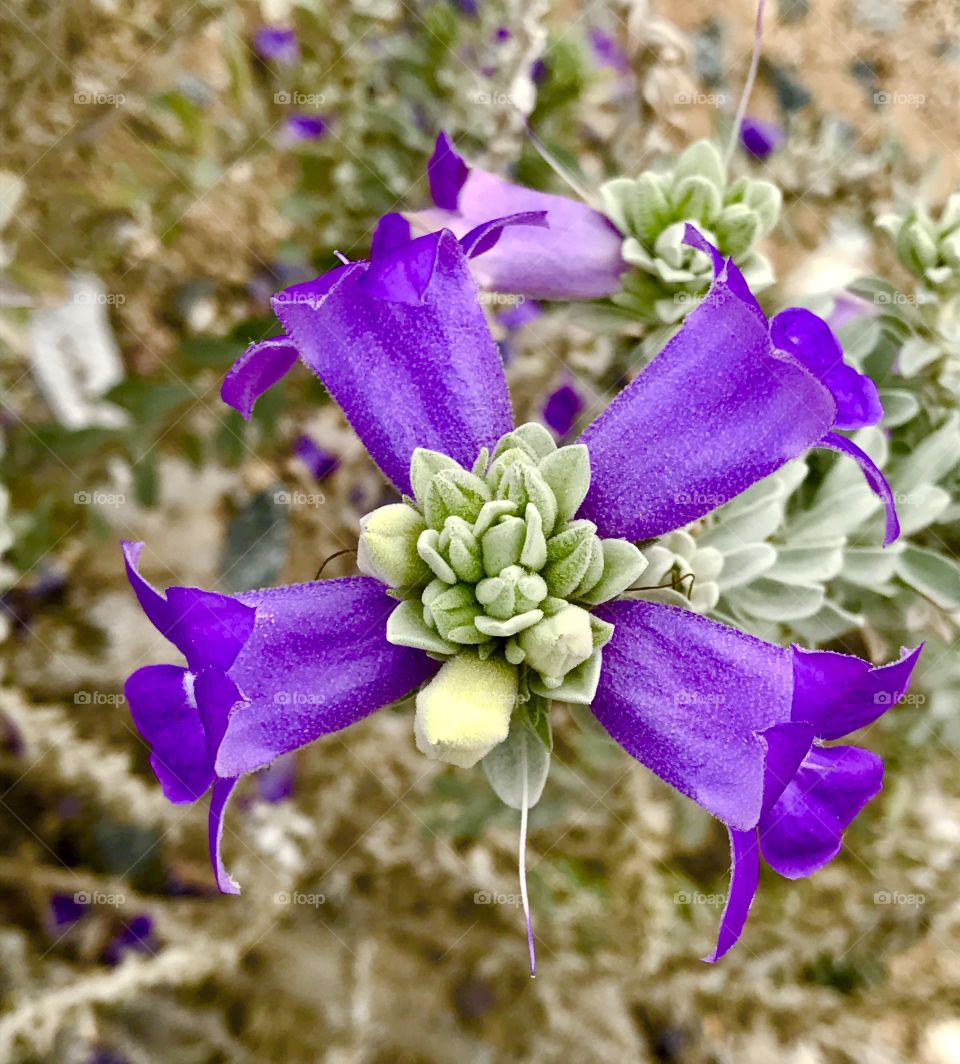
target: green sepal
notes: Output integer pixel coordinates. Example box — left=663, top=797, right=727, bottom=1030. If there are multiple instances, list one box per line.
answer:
left=518, top=603, right=595, bottom=688
left=417, top=528, right=457, bottom=584
left=671, top=174, right=722, bottom=223
left=538, top=445, right=591, bottom=525
left=714, top=203, right=762, bottom=259
left=474, top=609, right=544, bottom=637
left=496, top=462, right=558, bottom=534
left=529, top=647, right=603, bottom=705
left=424, top=468, right=491, bottom=529
left=588, top=614, right=615, bottom=650
left=578, top=539, right=648, bottom=605
left=386, top=600, right=457, bottom=655
left=673, top=139, right=726, bottom=189
left=429, top=583, right=485, bottom=641
left=481, top=515, right=527, bottom=576
left=410, top=449, right=462, bottom=507
left=440, top=516, right=484, bottom=583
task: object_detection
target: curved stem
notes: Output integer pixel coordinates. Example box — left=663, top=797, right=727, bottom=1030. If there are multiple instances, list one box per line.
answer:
left=519, top=741, right=536, bottom=977
left=724, top=0, right=766, bottom=169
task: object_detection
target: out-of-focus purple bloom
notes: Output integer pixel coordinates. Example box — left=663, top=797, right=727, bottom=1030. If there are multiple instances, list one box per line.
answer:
left=103, top=913, right=157, bottom=965
left=405, top=132, right=627, bottom=300
left=455, top=0, right=478, bottom=16
left=254, top=26, right=299, bottom=65
left=543, top=380, right=584, bottom=438
left=494, top=27, right=511, bottom=42
left=530, top=57, right=548, bottom=83
left=87, top=1050, right=129, bottom=1064
left=125, top=221, right=918, bottom=966
left=588, top=28, right=631, bottom=74
left=828, top=291, right=874, bottom=331
left=740, top=115, right=785, bottom=159
left=284, top=114, right=328, bottom=141
left=293, top=434, right=338, bottom=480
left=49, top=893, right=88, bottom=929
left=256, top=752, right=297, bottom=803
left=496, top=299, right=541, bottom=331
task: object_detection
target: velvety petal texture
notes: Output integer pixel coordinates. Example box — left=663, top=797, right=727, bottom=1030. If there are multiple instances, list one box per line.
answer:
left=408, top=132, right=627, bottom=300
left=270, top=229, right=513, bottom=494
left=704, top=828, right=760, bottom=963
left=121, top=542, right=437, bottom=891
left=220, top=335, right=299, bottom=420
left=590, top=599, right=792, bottom=830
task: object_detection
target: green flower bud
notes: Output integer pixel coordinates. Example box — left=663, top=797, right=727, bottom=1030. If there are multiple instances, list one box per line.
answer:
left=671, top=174, right=722, bottom=224
left=481, top=515, right=527, bottom=576
left=424, top=468, right=491, bottom=529
left=414, top=653, right=518, bottom=767
left=493, top=423, right=556, bottom=462
left=357, top=504, right=429, bottom=589
left=519, top=603, right=595, bottom=689
left=439, top=516, right=483, bottom=583
left=539, top=445, right=591, bottom=525
left=428, top=583, right=487, bottom=644
left=486, top=446, right=536, bottom=495
left=410, top=448, right=462, bottom=507
left=496, top=462, right=558, bottom=534
left=543, top=526, right=602, bottom=598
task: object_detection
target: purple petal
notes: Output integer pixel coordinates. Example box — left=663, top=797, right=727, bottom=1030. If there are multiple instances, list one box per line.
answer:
left=818, top=432, right=900, bottom=545
left=293, top=434, right=338, bottom=480
left=254, top=26, right=299, bottom=64
left=739, top=116, right=785, bottom=159
left=121, top=541, right=173, bottom=635
left=221, top=335, right=299, bottom=420
left=124, top=664, right=214, bottom=803
left=164, top=587, right=257, bottom=673
left=428, top=131, right=470, bottom=211
left=682, top=225, right=766, bottom=321
left=358, top=230, right=444, bottom=305
left=703, top=828, right=760, bottom=963
left=497, top=299, right=541, bottom=331
left=459, top=211, right=549, bottom=259
left=591, top=600, right=792, bottom=830
left=209, top=776, right=241, bottom=894
left=770, top=308, right=883, bottom=429
left=216, top=578, right=439, bottom=776
left=759, top=721, right=815, bottom=816
left=588, top=27, right=632, bottom=74
left=791, top=644, right=923, bottom=741
left=542, top=381, right=584, bottom=438
left=578, top=241, right=836, bottom=540
left=284, top=114, right=328, bottom=141
left=272, top=230, right=513, bottom=493
left=759, top=745, right=883, bottom=879
left=371, top=213, right=413, bottom=260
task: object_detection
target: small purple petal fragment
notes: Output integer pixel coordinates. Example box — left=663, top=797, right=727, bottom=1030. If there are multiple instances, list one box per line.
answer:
left=371, top=212, right=413, bottom=261
left=542, top=380, right=584, bottom=438
left=273, top=231, right=513, bottom=493
left=216, top=577, right=439, bottom=775
left=771, top=307, right=883, bottom=429
left=740, top=115, right=785, bottom=159
left=459, top=210, right=549, bottom=260
left=819, top=432, right=901, bottom=545
left=579, top=233, right=836, bottom=540
left=284, top=114, right=328, bottom=141
left=293, top=434, right=338, bottom=480
left=703, top=828, right=760, bottom=963
left=791, top=644, right=922, bottom=740
left=588, top=28, right=631, bottom=73
left=254, top=26, right=299, bottom=65
left=759, top=721, right=815, bottom=817
left=121, top=540, right=173, bottom=636
left=497, top=299, right=541, bottom=331
left=164, top=586, right=257, bottom=673
left=591, top=599, right=792, bottom=830
left=221, top=335, right=299, bottom=420
left=358, top=230, right=442, bottom=306
left=209, top=776, right=241, bottom=894
left=428, top=131, right=470, bottom=211
left=759, top=746, right=883, bottom=878
left=124, top=664, right=214, bottom=803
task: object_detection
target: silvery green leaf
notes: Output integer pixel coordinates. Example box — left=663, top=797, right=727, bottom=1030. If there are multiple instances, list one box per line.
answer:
left=700, top=497, right=785, bottom=552
left=673, top=139, right=725, bottom=189
left=895, top=485, right=951, bottom=535
left=601, top=173, right=670, bottom=243
left=716, top=543, right=778, bottom=591
left=879, top=389, right=920, bottom=427
left=789, top=601, right=864, bottom=644
left=714, top=203, right=762, bottom=259
left=891, top=413, right=960, bottom=490
left=539, top=445, right=590, bottom=524
left=482, top=717, right=551, bottom=810
left=837, top=316, right=883, bottom=361
left=671, top=175, right=722, bottom=223
left=726, top=578, right=825, bottom=621
left=737, top=179, right=782, bottom=234
left=221, top=487, right=290, bottom=592
left=898, top=337, right=942, bottom=377
left=386, top=600, right=457, bottom=655
left=690, top=581, right=719, bottom=612
left=410, top=449, right=462, bottom=507
left=897, top=546, right=960, bottom=610
left=765, top=542, right=845, bottom=585
left=840, top=543, right=904, bottom=587
left=578, top=539, right=648, bottom=605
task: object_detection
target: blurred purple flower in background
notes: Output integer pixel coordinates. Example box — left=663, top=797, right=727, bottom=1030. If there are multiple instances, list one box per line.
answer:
left=293, top=434, right=338, bottom=480
left=542, top=380, right=584, bottom=438
left=740, top=115, right=785, bottom=158
left=283, top=114, right=328, bottom=141
left=254, top=26, right=299, bottom=65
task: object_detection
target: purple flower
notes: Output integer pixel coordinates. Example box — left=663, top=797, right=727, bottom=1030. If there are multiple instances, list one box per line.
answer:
left=293, top=434, right=338, bottom=480
left=103, top=913, right=157, bottom=964
left=123, top=222, right=918, bottom=963
left=283, top=114, right=327, bottom=141
left=49, top=892, right=88, bottom=930
left=496, top=299, right=541, bottom=331
left=740, top=115, right=785, bottom=159
left=588, top=28, right=631, bottom=74
left=405, top=132, right=627, bottom=300
left=542, top=380, right=584, bottom=438
left=254, top=26, right=299, bottom=65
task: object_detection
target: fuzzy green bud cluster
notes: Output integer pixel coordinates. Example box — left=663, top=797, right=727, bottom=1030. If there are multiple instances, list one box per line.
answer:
left=601, top=140, right=781, bottom=324
left=359, top=424, right=647, bottom=743
left=878, top=194, right=960, bottom=295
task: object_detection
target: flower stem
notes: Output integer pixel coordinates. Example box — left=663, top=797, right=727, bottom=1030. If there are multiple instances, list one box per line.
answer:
left=519, top=740, right=536, bottom=977
left=724, top=0, right=766, bottom=170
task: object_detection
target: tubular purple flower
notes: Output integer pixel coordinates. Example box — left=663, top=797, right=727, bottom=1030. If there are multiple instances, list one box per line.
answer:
left=406, top=132, right=628, bottom=300
left=126, top=219, right=919, bottom=964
